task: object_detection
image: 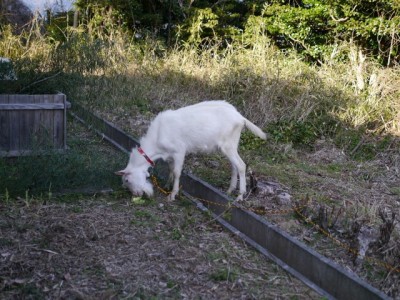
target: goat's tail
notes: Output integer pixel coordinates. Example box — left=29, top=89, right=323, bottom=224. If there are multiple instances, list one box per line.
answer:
left=244, top=119, right=267, bottom=140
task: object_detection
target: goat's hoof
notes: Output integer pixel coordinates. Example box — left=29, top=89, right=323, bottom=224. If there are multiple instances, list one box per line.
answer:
left=235, top=195, right=244, bottom=202
left=167, top=194, right=176, bottom=202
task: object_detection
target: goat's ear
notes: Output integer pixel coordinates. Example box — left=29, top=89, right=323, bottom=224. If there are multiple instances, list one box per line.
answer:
left=115, top=170, right=126, bottom=176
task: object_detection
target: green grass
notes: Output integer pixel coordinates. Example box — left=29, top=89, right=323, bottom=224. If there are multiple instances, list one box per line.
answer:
left=210, top=268, right=238, bottom=282
left=0, top=118, right=126, bottom=200
left=131, top=209, right=160, bottom=227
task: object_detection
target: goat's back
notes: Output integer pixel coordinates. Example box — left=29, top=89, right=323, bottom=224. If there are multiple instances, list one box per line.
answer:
left=145, top=101, right=245, bottom=153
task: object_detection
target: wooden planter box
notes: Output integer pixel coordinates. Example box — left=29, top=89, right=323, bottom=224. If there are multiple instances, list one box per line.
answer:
left=0, top=93, right=70, bottom=157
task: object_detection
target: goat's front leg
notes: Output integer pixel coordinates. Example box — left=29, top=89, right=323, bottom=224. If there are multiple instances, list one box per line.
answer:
left=236, top=157, right=246, bottom=201
left=168, top=155, right=185, bottom=201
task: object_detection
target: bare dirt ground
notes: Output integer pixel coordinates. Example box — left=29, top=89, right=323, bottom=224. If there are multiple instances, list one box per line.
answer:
left=0, top=194, right=319, bottom=299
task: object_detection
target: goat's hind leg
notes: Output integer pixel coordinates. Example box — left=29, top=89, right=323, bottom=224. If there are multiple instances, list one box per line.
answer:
left=227, top=164, right=238, bottom=195
left=221, top=148, right=246, bottom=201
left=232, top=153, right=246, bottom=201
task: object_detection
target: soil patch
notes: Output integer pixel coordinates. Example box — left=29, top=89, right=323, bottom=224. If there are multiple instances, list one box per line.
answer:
left=0, top=195, right=319, bottom=299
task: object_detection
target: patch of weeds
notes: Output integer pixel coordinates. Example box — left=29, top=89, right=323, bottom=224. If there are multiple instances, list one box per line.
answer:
left=108, top=189, right=132, bottom=200
left=207, top=251, right=226, bottom=262
left=193, top=166, right=230, bottom=189
left=0, top=237, right=14, bottom=246
left=361, top=261, right=387, bottom=281
left=296, top=162, right=321, bottom=175
left=106, top=280, right=124, bottom=293
left=83, top=264, right=106, bottom=277
left=333, top=128, right=394, bottom=161
left=50, top=193, right=85, bottom=204
left=203, top=208, right=214, bottom=219
left=133, top=210, right=153, bottom=219
left=134, top=286, right=157, bottom=299
left=35, top=236, right=52, bottom=249
left=325, top=163, right=345, bottom=174
left=255, top=163, right=302, bottom=191
left=313, top=194, right=337, bottom=206
left=14, top=222, right=33, bottom=234
left=163, top=279, right=182, bottom=298
left=353, top=143, right=379, bottom=161
left=267, top=121, right=319, bottom=149
left=240, top=131, right=267, bottom=150
left=176, top=197, right=193, bottom=207
left=131, top=209, right=159, bottom=226
left=210, top=268, right=238, bottom=282
left=171, top=227, right=183, bottom=240
left=389, top=187, right=400, bottom=196
left=181, top=215, right=196, bottom=228
left=0, top=188, right=11, bottom=204
left=134, top=98, right=151, bottom=113
left=223, top=210, right=232, bottom=221
left=334, top=127, right=362, bottom=152
left=18, top=283, right=44, bottom=299
left=69, top=205, right=83, bottom=213
left=262, top=150, right=289, bottom=164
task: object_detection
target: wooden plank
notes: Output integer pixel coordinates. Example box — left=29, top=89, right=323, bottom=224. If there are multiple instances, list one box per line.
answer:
left=53, top=94, right=65, bottom=149
left=8, top=94, right=20, bottom=151
left=63, top=95, right=67, bottom=149
left=16, top=95, right=32, bottom=152
left=0, top=94, right=69, bottom=155
left=0, top=103, right=66, bottom=110
left=0, top=95, right=10, bottom=103
left=0, top=94, right=10, bottom=151
left=33, top=94, right=44, bottom=148
left=43, top=94, right=54, bottom=148
left=0, top=148, right=68, bottom=157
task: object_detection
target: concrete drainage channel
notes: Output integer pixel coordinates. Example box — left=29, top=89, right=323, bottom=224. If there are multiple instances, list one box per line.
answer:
left=70, top=104, right=389, bottom=300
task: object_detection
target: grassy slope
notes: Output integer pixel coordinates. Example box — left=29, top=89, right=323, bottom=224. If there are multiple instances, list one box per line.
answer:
left=1, top=23, right=399, bottom=296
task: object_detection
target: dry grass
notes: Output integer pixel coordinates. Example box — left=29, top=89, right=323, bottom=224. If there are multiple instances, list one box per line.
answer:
left=2, top=16, right=399, bottom=133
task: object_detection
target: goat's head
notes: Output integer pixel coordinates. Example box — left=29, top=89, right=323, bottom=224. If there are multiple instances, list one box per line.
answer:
left=115, top=165, right=154, bottom=198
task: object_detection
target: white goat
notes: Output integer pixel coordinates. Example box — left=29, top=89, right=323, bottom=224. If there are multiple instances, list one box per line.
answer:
left=116, top=100, right=266, bottom=201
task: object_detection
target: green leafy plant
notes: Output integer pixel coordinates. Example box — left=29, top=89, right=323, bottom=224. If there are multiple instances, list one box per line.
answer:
left=210, top=268, right=238, bottom=282
left=131, top=209, right=159, bottom=226
left=267, top=121, right=319, bottom=149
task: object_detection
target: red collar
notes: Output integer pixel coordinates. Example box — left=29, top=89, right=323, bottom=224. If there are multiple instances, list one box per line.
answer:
left=137, top=147, right=155, bottom=166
